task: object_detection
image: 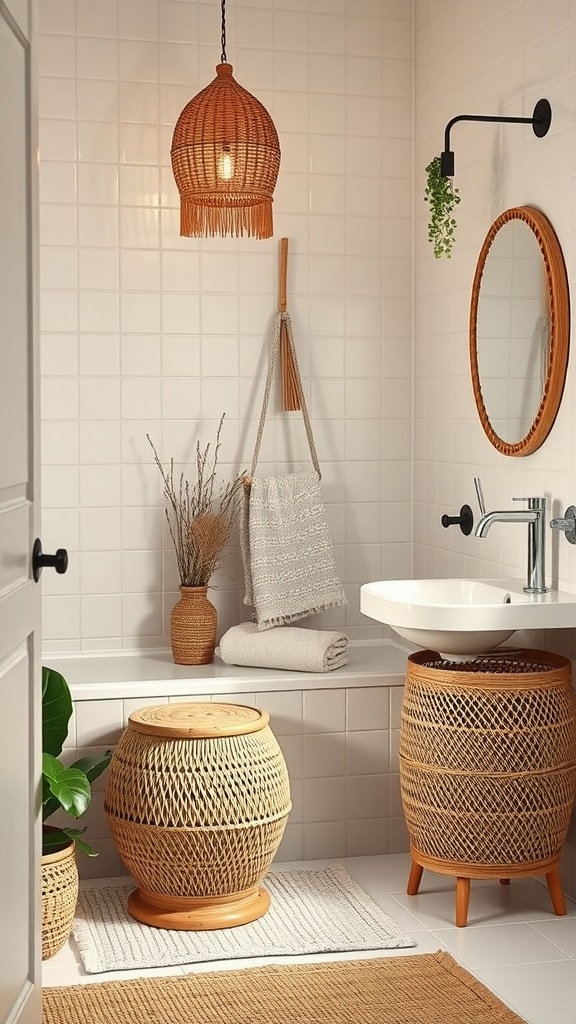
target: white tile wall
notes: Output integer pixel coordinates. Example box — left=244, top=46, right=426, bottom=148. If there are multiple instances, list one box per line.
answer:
left=39, top=0, right=413, bottom=654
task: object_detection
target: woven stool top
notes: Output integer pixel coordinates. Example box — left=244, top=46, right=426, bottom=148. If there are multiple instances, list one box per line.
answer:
left=128, top=702, right=269, bottom=739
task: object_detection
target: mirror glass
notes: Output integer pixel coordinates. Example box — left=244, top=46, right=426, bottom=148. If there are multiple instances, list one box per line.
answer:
left=470, top=206, right=570, bottom=456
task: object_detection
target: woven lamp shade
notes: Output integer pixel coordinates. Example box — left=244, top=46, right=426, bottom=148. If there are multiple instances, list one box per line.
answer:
left=171, top=63, right=281, bottom=239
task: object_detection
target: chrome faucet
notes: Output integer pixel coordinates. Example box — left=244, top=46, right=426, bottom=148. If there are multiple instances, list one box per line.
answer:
left=473, top=477, right=547, bottom=594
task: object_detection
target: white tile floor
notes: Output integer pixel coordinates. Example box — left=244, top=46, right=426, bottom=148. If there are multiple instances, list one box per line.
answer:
left=42, top=852, right=576, bottom=1023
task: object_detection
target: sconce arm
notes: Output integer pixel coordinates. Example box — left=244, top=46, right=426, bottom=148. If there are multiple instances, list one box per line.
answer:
left=440, top=99, right=551, bottom=178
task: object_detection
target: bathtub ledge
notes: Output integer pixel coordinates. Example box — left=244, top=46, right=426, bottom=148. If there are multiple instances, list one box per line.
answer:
left=43, top=640, right=412, bottom=701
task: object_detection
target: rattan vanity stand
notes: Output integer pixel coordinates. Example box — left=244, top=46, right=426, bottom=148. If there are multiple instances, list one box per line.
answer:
left=399, top=649, right=576, bottom=927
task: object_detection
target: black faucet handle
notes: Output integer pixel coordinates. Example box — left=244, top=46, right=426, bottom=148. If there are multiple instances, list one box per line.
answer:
left=441, top=504, right=474, bottom=536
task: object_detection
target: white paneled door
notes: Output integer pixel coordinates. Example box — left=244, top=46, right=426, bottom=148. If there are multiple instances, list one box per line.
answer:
left=0, top=1, right=42, bottom=1022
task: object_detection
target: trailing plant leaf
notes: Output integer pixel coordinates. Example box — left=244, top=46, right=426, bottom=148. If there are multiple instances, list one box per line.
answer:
left=424, top=156, right=461, bottom=258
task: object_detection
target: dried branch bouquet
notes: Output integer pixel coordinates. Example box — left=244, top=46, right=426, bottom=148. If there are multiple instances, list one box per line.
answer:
left=148, top=414, right=245, bottom=588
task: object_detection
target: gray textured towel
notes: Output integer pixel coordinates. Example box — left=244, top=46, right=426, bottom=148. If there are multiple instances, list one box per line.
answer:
left=219, top=622, right=349, bottom=673
left=240, top=471, right=347, bottom=630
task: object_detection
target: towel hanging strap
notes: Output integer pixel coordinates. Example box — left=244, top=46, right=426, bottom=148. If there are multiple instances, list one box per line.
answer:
left=250, top=311, right=321, bottom=479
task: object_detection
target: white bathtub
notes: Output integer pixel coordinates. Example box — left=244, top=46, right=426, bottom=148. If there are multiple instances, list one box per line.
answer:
left=44, top=640, right=410, bottom=877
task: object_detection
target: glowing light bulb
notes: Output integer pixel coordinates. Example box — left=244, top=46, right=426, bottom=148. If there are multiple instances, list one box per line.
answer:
left=218, top=147, right=234, bottom=181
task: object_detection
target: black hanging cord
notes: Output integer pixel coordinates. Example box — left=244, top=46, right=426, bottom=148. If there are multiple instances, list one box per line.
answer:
left=220, top=0, right=227, bottom=63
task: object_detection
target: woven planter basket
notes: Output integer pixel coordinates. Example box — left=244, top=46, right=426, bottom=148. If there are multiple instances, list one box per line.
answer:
left=170, top=585, right=217, bottom=665
left=105, top=702, right=291, bottom=929
left=400, top=650, right=576, bottom=872
left=41, top=839, right=78, bottom=960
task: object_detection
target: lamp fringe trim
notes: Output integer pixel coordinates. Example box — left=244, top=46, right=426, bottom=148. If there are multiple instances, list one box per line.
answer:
left=180, top=199, right=273, bottom=239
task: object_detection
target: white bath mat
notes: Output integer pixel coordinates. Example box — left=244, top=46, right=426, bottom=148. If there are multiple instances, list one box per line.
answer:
left=72, top=866, right=416, bottom=974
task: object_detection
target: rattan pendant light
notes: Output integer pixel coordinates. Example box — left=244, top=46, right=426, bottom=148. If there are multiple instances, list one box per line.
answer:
left=171, top=0, right=281, bottom=239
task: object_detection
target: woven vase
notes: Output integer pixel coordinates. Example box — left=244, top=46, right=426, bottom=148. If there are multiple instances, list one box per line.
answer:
left=170, top=585, right=217, bottom=665
left=41, top=838, right=78, bottom=960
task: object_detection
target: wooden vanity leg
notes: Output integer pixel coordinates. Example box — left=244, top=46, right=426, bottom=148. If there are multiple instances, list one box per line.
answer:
left=407, top=860, right=423, bottom=896
left=455, top=877, right=470, bottom=927
left=499, top=878, right=510, bottom=885
left=545, top=867, right=567, bottom=916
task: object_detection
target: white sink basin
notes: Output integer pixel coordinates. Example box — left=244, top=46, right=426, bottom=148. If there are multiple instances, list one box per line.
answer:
left=360, top=578, right=576, bottom=659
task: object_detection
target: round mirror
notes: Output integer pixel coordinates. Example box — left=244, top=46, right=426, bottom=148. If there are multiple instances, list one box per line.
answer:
left=470, top=206, right=570, bottom=456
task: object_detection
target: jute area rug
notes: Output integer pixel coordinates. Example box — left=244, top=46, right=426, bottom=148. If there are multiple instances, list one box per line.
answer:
left=73, top=866, right=415, bottom=974
left=42, top=951, right=527, bottom=1024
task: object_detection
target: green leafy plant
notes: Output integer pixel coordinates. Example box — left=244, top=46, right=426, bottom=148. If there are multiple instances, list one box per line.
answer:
left=42, top=666, right=112, bottom=857
left=424, top=156, right=461, bottom=258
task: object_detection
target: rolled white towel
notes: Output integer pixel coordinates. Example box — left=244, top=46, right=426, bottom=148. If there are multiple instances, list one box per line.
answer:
left=219, top=622, right=348, bottom=673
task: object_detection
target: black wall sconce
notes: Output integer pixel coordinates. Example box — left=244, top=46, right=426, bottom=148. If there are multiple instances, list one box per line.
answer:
left=440, top=98, right=552, bottom=177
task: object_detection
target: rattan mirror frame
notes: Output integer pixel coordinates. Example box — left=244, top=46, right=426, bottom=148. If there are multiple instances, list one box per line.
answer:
left=470, top=206, right=570, bottom=456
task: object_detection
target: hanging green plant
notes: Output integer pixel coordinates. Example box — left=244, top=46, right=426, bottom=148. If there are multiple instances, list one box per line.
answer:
left=424, top=156, right=461, bottom=258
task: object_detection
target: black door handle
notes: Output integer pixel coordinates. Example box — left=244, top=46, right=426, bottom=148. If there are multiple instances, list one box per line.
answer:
left=32, top=538, right=68, bottom=582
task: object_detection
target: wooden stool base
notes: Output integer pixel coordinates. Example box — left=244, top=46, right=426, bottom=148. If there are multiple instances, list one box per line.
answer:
left=127, top=884, right=270, bottom=931
left=406, top=849, right=567, bottom=927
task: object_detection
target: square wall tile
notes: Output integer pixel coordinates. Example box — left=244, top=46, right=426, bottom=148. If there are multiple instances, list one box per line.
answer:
left=304, top=777, right=346, bottom=822
left=76, top=0, right=117, bottom=38
left=39, top=76, right=76, bottom=119
left=39, top=0, right=76, bottom=36
left=259, top=691, right=303, bottom=736
left=80, top=595, right=122, bottom=639
left=346, top=774, right=389, bottom=819
left=347, top=730, right=389, bottom=775
left=81, top=551, right=122, bottom=594
left=74, top=699, right=124, bottom=747
left=303, top=689, right=346, bottom=733
left=42, top=378, right=79, bottom=420
left=42, top=421, right=79, bottom=465
left=276, top=735, right=303, bottom=781
left=347, top=687, right=390, bottom=730
left=346, top=818, right=388, bottom=857
left=80, top=509, right=122, bottom=551
left=276, top=823, right=304, bottom=863
left=304, top=821, right=346, bottom=860
left=42, top=595, right=80, bottom=640
left=42, top=466, right=80, bottom=508
left=303, top=733, right=346, bottom=777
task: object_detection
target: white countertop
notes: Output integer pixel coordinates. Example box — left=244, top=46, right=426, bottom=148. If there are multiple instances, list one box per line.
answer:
left=43, top=641, right=411, bottom=700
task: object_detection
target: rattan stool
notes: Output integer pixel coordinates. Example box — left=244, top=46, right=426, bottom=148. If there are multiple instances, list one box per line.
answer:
left=400, top=649, right=576, bottom=927
left=105, top=702, right=291, bottom=930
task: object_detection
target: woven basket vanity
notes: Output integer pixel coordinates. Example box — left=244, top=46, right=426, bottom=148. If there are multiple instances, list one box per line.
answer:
left=105, top=702, right=291, bottom=930
left=400, top=649, right=576, bottom=926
